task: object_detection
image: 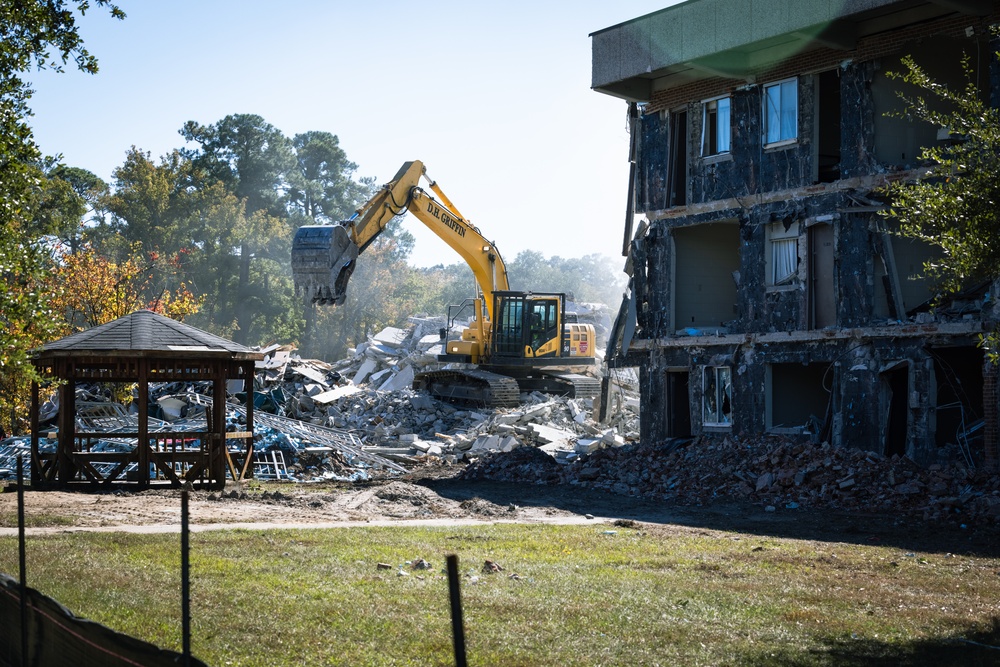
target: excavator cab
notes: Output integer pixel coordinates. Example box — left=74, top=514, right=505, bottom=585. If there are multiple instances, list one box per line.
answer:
left=491, top=292, right=566, bottom=360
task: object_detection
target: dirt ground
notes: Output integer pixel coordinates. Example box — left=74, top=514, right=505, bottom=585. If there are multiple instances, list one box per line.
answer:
left=2, top=465, right=998, bottom=557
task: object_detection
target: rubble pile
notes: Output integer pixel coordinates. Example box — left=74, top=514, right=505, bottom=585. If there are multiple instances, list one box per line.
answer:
left=462, top=435, right=1000, bottom=526
left=251, top=314, right=637, bottom=464
left=304, top=385, right=637, bottom=466
left=0, top=312, right=638, bottom=483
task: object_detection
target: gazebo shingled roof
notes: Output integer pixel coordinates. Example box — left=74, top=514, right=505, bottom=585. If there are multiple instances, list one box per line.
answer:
left=38, top=309, right=255, bottom=356
left=31, top=311, right=263, bottom=489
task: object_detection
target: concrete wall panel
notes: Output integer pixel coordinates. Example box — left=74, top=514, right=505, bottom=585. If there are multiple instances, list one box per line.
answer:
left=591, top=30, right=621, bottom=89
left=715, top=1, right=755, bottom=53
left=646, top=12, right=685, bottom=72
left=682, top=0, right=720, bottom=60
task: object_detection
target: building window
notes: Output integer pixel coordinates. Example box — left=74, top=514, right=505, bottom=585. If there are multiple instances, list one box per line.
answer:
left=763, top=79, right=797, bottom=145
left=767, top=220, right=799, bottom=286
left=702, top=366, right=732, bottom=426
left=701, top=97, right=731, bottom=156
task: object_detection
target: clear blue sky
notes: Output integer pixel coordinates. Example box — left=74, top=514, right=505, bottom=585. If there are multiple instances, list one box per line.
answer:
left=27, top=1, right=673, bottom=267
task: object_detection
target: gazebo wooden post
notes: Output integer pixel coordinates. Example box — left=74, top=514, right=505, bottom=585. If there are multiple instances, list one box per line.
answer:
left=30, top=380, right=39, bottom=485
left=138, top=358, right=150, bottom=489
left=244, top=360, right=255, bottom=480
left=57, top=364, right=76, bottom=486
left=211, top=367, right=227, bottom=489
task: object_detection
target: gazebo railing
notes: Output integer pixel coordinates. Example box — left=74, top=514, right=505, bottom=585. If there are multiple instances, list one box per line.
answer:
left=26, top=393, right=405, bottom=487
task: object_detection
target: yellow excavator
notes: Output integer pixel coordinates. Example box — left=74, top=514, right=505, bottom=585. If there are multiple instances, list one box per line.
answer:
left=291, top=160, right=599, bottom=407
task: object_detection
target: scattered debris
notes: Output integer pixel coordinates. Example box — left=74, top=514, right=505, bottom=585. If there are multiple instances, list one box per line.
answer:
left=461, top=435, right=1000, bottom=526
left=482, top=559, right=504, bottom=574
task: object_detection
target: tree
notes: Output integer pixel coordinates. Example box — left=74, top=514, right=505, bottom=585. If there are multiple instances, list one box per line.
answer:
left=50, top=241, right=202, bottom=333
left=287, top=131, right=370, bottom=222
left=0, top=0, right=124, bottom=434
left=51, top=164, right=108, bottom=217
left=882, top=52, right=1000, bottom=360
left=181, top=114, right=296, bottom=218
left=29, top=160, right=107, bottom=251
left=506, top=250, right=627, bottom=306
left=181, top=115, right=298, bottom=344
left=416, top=262, right=479, bottom=318
left=102, top=148, right=195, bottom=255
left=100, top=148, right=282, bottom=342
left=30, top=160, right=86, bottom=239
left=883, top=54, right=1000, bottom=295
left=0, top=0, right=124, bottom=243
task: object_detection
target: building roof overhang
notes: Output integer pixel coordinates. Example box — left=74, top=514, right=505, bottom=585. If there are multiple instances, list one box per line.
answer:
left=591, top=0, right=993, bottom=101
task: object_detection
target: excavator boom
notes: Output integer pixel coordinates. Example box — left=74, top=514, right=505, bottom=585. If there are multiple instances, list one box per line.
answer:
left=292, top=160, right=509, bottom=316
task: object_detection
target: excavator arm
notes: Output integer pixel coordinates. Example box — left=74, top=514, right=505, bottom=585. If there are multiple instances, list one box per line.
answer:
left=292, top=160, right=509, bottom=319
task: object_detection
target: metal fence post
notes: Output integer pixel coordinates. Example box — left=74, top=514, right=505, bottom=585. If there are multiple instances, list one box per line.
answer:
left=181, top=490, right=191, bottom=667
left=446, top=554, right=468, bottom=667
left=17, top=455, right=27, bottom=667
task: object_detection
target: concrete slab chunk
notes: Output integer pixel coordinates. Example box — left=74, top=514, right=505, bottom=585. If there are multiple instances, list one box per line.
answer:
left=408, top=394, right=435, bottom=411
left=311, top=385, right=362, bottom=404
left=352, top=359, right=378, bottom=385
left=291, top=363, right=328, bottom=385
left=379, top=365, right=415, bottom=392
left=529, top=424, right=576, bottom=445
left=373, top=326, right=409, bottom=348
left=418, top=333, right=442, bottom=350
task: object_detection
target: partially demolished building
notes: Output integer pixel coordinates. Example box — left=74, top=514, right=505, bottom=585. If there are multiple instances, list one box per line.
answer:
left=592, top=0, right=1000, bottom=469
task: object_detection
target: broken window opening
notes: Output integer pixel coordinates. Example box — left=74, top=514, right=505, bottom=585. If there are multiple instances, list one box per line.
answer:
left=701, top=96, right=731, bottom=157
left=766, top=362, right=832, bottom=434
left=764, top=78, right=798, bottom=145
left=816, top=69, right=842, bottom=182
left=880, top=361, right=909, bottom=458
left=666, top=370, right=692, bottom=437
left=667, top=109, right=688, bottom=207
left=702, top=366, right=732, bottom=426
left=931, top=346, right=984, bottom=465
left=808, top=222, right=836, bottom=328
left=872, top=218, right=945, bottom=321
left=672, top=221, right=740, bottom=332
left=872, top=39, right=990, bottom=169
left=766, top=220, right=799, bottom=287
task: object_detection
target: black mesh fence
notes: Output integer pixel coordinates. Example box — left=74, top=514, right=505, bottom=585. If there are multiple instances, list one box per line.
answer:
left=0, top=573, right=207, bottom=667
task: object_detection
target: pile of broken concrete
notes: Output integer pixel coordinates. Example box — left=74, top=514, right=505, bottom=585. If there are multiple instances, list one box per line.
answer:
left=252, top=312, right=636, bottom=465
left=461, top=435, right=1000, bottom=526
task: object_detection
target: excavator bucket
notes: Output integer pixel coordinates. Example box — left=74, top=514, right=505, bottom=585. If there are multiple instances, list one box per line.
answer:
left=291, top=224, right=359, bottom=305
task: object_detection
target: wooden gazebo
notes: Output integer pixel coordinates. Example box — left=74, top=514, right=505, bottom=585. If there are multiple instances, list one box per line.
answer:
left=30, top=311, right=264, bottom=489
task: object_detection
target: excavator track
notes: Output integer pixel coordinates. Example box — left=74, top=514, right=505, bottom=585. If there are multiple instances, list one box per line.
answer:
left=543, top=372, right=601, bottom=400
left=502, top=370, right=601, bottom=400
left=413, top=369, right=521, bottom=408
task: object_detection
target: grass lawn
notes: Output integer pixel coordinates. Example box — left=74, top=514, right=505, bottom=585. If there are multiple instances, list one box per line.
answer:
left=1, top=522, right=998, bottom=666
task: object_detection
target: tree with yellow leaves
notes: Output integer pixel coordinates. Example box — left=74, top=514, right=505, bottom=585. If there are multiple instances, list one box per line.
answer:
left=50, top=241, right=203, bottom=335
